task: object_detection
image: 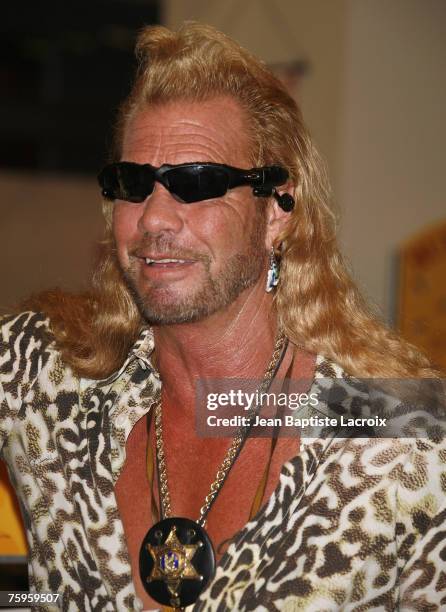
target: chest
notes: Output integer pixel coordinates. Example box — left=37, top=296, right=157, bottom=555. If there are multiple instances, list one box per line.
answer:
left=114, top=412, right=300, bottom=609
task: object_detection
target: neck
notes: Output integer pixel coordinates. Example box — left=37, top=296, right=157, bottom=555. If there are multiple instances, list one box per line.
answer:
left=151, top=283, right=279, bottom=400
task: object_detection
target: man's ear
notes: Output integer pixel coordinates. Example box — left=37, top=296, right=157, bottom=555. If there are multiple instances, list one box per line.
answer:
left=264, top=183, right=295, bottom=250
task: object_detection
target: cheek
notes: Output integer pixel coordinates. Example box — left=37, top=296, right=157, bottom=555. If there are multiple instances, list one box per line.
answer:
left=112, top=204, right=140, bottom=248
left=191, top=199, right=249, bottom=261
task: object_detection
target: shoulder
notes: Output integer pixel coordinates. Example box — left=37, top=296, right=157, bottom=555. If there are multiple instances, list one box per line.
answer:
left=311, top=351, right=446, bottom=473
left=1, top=310, right=55, bottom=355
left=0, top=311, right=57, bottom=387
left=0, top=312, right=63, bottom=450
left=1, top=310, right=53, bottom=342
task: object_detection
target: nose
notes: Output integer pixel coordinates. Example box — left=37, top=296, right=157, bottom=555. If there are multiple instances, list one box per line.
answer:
left=136, top=183, right=185, bottom=236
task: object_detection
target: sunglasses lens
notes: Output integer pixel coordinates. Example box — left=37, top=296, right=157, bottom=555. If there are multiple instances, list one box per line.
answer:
left=166, top=166, right=229, bottom=203
left=99, top=163, right=155, bottom=203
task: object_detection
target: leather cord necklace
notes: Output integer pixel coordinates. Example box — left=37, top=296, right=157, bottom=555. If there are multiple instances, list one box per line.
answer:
left=139, top=333, right=288, bottom=610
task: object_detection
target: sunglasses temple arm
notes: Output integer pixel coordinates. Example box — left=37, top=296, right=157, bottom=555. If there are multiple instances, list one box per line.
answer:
left=241, top=167, right=295, bottom=211
left=232, top=167, right=288, bottom=187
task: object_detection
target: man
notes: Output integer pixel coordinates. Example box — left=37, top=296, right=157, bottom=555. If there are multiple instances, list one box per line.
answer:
left=1, top=22, right=445, bottom=612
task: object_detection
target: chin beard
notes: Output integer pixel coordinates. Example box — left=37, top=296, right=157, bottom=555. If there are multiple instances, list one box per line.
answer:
left=121, top=248, right=266, bottom=325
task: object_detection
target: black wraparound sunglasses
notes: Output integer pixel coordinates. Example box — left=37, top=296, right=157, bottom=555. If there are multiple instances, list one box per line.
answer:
left=97, top=161, right=295, bottom=212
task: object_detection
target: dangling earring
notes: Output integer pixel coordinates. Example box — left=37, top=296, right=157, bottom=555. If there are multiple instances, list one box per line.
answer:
left=266, top=246, right=280, bottom=292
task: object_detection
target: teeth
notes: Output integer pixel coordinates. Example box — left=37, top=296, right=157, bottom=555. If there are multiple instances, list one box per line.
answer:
left=145, top=258, right=188, bottom=264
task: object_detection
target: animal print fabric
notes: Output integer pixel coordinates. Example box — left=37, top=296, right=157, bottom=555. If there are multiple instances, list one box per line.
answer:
left=0, top=312, right=445, bottom=611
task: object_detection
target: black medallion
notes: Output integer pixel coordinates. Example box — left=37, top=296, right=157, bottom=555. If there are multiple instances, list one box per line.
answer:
left=139, top=517, right=216, bottom=608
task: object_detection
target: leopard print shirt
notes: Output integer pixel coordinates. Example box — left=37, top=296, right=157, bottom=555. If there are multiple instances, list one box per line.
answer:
left=1, top=312, right=445, bottom=611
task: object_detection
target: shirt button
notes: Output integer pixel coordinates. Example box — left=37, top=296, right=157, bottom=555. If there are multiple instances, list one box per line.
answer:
left=116, top=414, right=127, bottom=427
left=134, top=597, right=144, bottom=611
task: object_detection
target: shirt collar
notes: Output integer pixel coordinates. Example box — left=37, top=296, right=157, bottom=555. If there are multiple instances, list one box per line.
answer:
left=92, top=326, right=159, bottom=387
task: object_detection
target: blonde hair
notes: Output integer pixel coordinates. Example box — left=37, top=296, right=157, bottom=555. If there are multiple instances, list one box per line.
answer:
left=25, top=22, right=439, bottom=379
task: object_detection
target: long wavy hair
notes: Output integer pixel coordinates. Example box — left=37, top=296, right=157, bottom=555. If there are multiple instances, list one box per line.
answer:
left=24, top=22, right=439, bottom=379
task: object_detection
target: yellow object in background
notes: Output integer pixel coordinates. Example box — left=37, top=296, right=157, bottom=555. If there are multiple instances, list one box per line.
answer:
left=0, top=460, right=27, bottom=556
left=399, top=220, right=446, bottom=373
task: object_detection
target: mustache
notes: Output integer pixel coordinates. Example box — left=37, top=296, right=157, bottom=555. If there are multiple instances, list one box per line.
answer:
left=129, top=237, right=210, bottom=262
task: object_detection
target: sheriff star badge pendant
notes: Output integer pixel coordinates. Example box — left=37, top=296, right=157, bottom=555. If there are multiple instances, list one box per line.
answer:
left=139, top=517, right=216, bottom=609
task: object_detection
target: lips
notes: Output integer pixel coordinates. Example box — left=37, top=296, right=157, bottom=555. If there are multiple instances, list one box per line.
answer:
left=134, top=253, right=198, bottom=274
left=144, top=257, right=192, bottom=266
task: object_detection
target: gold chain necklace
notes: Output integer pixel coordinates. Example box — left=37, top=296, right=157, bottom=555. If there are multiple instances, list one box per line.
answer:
left=139, top=333, right=288, bottom=610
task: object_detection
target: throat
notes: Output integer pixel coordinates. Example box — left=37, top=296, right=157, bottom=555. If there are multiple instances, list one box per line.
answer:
left=150, top=291, right=279, bottom=384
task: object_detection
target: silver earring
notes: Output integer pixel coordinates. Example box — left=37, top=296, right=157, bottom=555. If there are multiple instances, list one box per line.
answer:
left=266, top=246, right=280, bottom=292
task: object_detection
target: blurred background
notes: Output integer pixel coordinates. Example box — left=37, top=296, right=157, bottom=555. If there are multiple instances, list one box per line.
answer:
left=1, top=0, right=445, bottom=584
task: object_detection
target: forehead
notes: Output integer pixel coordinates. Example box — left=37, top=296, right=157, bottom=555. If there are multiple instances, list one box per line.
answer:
left=121, top=96, right=254, bottom=168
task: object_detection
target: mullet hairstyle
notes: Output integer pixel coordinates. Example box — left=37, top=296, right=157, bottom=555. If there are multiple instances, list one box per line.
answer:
left=24, top=22, right=439, bottom=379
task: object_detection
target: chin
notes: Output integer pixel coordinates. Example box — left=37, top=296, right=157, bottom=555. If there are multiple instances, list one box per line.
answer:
left=137, top=293, right=216, bottom=325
